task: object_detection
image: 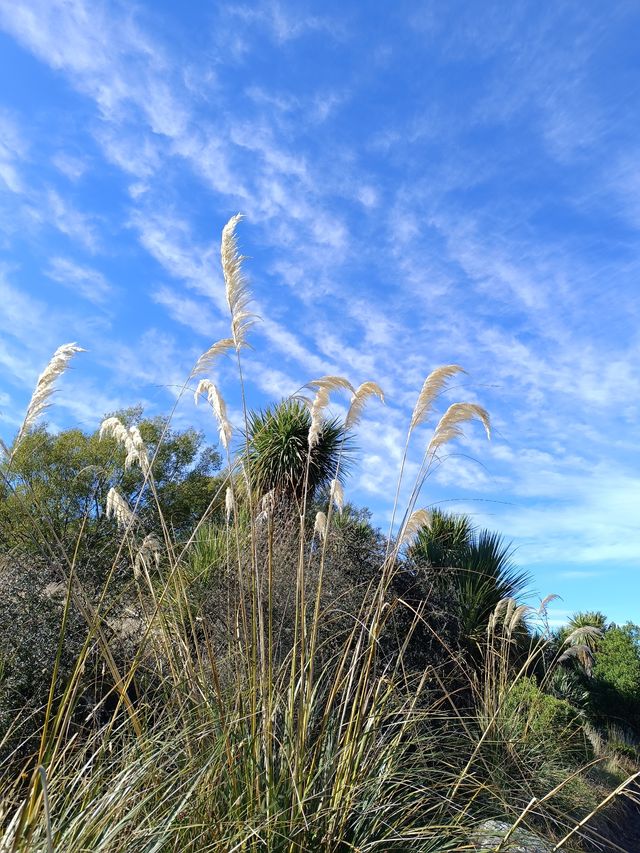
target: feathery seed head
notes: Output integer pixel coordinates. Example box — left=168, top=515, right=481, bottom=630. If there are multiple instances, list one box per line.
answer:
left=192, top=337, right=234, bottom=378
left=305, top=375, right=355, bottom=447
left=221, top=214, right=255, bottom=348
left=538, top=593, right=560, bottom=614
left=507, top=603, right=532, bottom=635
left=488, top=597, right=513, bottom=633
left=194, top=378, right=233, bottom=451
left=99, top=416, right=128, bottom=444
left=225, top=486, right=235, bottom=522
left=400, top=508, right=431, bottom=545
left=345, top=381, right=385, bottom=428
left=11, top=343, right=85, bottom=461
left=314, top=510, right=327, bottom=540
left=100, top=417, right=149, bottom=473
left=106, top=487, right=135, bottom=529
left=134, top=533, right=162, bottom=578
left=410, top=365, right=465, bottom=431
left=308, top=386, right=330, bottom=449
left=329, top=478, right=344, bottom=514
left=307, top=376, right=356, bottom=395
left=427, top=402, right=490, bottom=457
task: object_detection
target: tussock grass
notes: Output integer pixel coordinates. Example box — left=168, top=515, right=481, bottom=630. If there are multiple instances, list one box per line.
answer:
left=0, top=216, right=638, bottom=852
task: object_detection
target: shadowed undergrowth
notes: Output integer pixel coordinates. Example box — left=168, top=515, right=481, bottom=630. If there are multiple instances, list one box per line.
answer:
left=0, top=216, right=638, bottom=852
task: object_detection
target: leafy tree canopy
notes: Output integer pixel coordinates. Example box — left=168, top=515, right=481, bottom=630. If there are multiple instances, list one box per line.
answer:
left=593, top=622, right=640, bottom=702
left=0, top=406, right=223, bottom=573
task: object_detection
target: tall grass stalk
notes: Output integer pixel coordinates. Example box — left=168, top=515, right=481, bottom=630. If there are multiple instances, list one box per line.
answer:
left=2, top=216, right=639, bottom=852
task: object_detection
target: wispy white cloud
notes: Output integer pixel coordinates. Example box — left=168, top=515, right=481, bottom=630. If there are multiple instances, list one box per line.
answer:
left=2, top=0, right=640, bottom=629
left=128, top=208, right=225, bottom=308
left=0, top=0, right=189, bottom=135
left=259, top=317, right=335, bottom=377
left=46, top=256, right=113, bottom=304
left=0, top=109, right=27, bottom=193
left=52, top=151, right=89, bottom=181
left=152, top=285, right=226, bottom=339
left=226, top=1, right=344, bottom=46
left=95, top=126, right=162, bottom=178
left=0, top=268, right=55, bottom=355
left=44, top=189, right=99, bottom=251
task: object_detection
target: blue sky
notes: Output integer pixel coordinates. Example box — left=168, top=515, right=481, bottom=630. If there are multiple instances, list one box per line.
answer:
left=1, top=1, right=640, bottom=625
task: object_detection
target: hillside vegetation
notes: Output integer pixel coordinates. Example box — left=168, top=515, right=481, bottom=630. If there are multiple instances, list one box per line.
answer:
left=1, top=217, right=640, bottom=852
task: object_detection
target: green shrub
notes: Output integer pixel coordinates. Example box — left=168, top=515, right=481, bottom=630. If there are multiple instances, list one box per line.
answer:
left=593, top=624, right=640, bottom=701
left=501, top=676, right=593, bottom=766
left=1, top=215, right=636, bottom=852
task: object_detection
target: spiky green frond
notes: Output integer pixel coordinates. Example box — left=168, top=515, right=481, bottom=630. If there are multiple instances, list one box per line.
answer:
left=244, top=399, right=355, bottom=501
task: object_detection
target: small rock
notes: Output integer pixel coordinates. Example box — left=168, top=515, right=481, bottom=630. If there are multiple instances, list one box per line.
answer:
left=473, top=819, right=554, bottom=853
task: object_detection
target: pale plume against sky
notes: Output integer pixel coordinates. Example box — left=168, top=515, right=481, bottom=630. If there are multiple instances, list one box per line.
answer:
left=1, top=0, right=640, bottom=623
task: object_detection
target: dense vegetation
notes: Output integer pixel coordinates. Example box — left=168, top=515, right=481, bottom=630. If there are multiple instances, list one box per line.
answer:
left=1, top=217, right=639, bottom=851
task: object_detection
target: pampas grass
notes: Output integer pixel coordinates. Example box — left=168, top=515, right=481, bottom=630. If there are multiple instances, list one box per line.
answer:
left=133, top=533, right=162, bottom=582
left=99, top=417, right=149, bottom=472
left=224, top=485, right=235, bottom=522
left=313, top=509, right=327, bottom=540
left=307, top=375, right=356, bottom=394
left=221, top=214, right=255, bottom=349
left=307, top=385, right=330, bottom=449
left=191, top=337, right=234, bottom=378
left=306, top=376, right=355, bottom=448
left=105, top=486, right=135, bottom=530
left=345, top=380, right=385, bottom=428
left=2, top=213, right=637, bottom=853
left=399, top=507, right=432, bottom=545
left=8, top=343, right=84, bottom=463
left=410, top=364, right=464, bottom=431
left=427, top=402, right=491, bottom=457
left=329, top=478, right=344, bottom=514
left=194, top=379, right=233, bottom=451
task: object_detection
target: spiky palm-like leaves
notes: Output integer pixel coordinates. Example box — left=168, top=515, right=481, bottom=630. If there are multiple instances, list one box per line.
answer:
left=565, top=611, right=607, bottom=646
left=409, top=509, right=529, bottom=650
left=244, top=399, right=354, bottom=502
left=408, top=509, right=473, bottom=566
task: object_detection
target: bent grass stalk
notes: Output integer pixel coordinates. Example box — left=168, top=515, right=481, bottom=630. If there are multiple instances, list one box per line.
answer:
left=2, top=215, right=632, bottom=852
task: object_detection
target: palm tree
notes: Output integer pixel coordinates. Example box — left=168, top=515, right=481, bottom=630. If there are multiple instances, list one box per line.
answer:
left=408, top=509, right=529, bottom=652
left=244, top=399, right=354, bottom=503
left=565, top=611, right=607, bottom=641
left=556, top=611, right=607, bottom=676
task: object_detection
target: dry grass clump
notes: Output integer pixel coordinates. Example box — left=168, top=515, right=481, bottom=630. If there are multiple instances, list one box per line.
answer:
left=0, top=216, right=638, bottom=852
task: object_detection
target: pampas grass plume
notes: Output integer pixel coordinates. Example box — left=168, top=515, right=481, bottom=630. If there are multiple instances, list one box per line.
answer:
left=399, top=508, right=431, bottom=545
left=345, top=381, right=384, bottom=428
left=194, top=379, right=233, bottom=451
left=192, top=337, right=234, bottom=378
left=105, top=486, right=135, bottom=530
left=410, top=365, right=465, bottom=431
left=221, top=214, right=255, bottom=349
left=225, top=486, right=235, bottom=522
left=427, top=402, right=490, bottom=457
left=308, top=386, right=329, bottom=449
left=10, top=343, right=85, bottom=461
left=134, top=533, right=162, bottom=578
left=329, top=478, right=344, bottom=514
left=314, top=510, right=327, bottom=540
left=307, top=376, right=355, bottom=395
left=100, top=417, right=149, bottom=472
